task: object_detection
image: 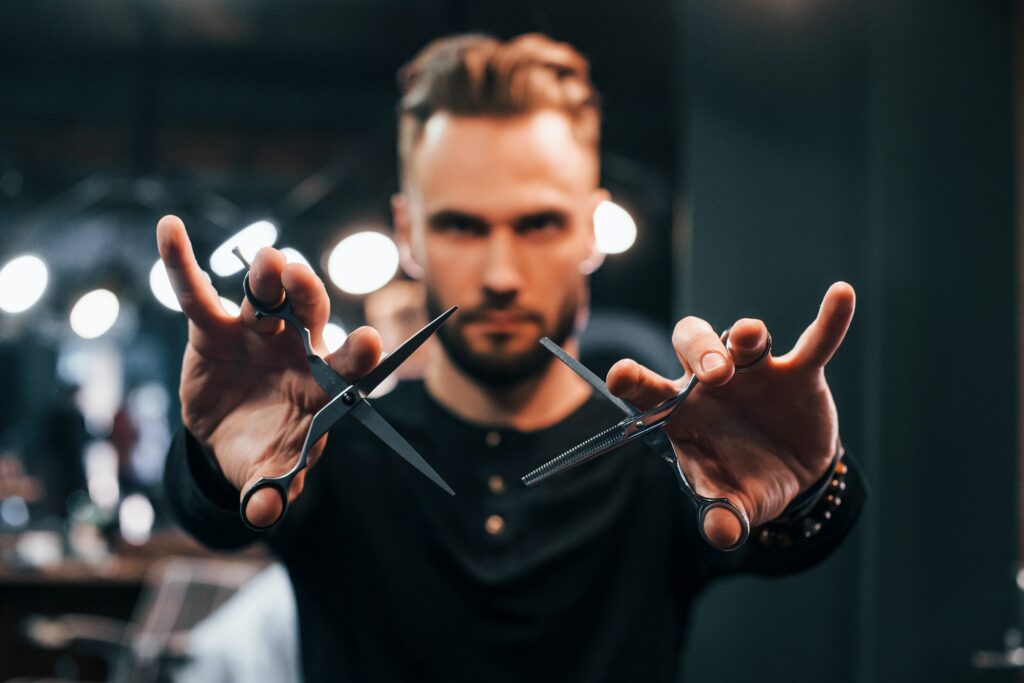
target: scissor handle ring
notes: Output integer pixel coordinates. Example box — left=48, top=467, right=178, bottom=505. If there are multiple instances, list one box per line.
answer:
left=697, top=498, right=751, bottom=552
left=240, top=475, right=291, bottom=531
left=720, top=329, right=773, bottom=374
left=242, top=273, right=291, bottom=320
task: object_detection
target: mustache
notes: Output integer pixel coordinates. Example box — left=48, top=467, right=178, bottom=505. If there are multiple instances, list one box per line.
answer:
left=455, top=305, right=545, bottom=325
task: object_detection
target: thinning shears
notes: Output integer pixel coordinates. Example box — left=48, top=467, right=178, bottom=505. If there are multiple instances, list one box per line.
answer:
left=522, top=333, right=769, bottom=551
left=232, top=247, right=455, bottom=531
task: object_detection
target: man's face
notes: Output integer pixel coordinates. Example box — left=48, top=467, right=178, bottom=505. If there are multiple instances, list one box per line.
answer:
left=394, top=110, right=603, bottom=387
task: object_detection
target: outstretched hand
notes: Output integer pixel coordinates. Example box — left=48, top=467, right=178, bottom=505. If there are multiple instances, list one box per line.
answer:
left=606, top=283, right=856, bottom=549
left=157, top=215, right=383, bottom=528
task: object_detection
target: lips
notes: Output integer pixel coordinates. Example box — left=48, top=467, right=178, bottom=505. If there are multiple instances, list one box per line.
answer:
left=459, top=308, right=542, bottom=326
left=475, top=313, right=532, bottom=325
left=457, top=312, right=539, bottom=341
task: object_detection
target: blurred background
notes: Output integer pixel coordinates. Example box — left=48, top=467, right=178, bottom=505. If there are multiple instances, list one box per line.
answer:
left=0, top=0, right=1017, bottom=681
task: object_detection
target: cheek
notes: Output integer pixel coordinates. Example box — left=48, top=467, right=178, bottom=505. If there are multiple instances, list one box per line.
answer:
left=422, top=238, right=482, bottom=296
left=522, top=241, right=584, bottom=284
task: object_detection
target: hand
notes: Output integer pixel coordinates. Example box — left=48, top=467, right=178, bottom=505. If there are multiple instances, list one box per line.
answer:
left=156, top=215, right=383, bottom=528
left=606, top=283, right=855, bottom=549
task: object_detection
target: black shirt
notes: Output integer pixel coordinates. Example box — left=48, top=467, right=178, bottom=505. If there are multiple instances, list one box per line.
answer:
left=164, top=380, right=865, bottom=682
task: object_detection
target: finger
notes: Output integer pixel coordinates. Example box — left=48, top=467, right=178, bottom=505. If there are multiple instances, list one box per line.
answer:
left=606, top=358, right=678, bottom=410
left=671, top=316, right=733, bottom=386
left=242, top=486, right=284, bottom=529
left=240, top=247, right=287, bottom=335
left=325, top=326, right=383, bottom=382
left=703, top=506, right=746, bottom=549
left=787, top=282, right=856, bottom=369
left=241, top=448, right=317, bottom=529
left=156, top=215, right=230, bottom=329
left=725, top=318, right=771, bottom=370
left=280, top=262, right=332, bottom=347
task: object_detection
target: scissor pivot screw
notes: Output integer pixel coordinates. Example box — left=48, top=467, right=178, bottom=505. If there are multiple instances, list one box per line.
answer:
left=342, top=391, right=357, bottom=405
left=635, top=421, right=644, bottom=429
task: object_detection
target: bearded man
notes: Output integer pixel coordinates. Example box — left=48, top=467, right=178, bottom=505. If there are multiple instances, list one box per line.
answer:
left=158, top=33, right=864, bottom=682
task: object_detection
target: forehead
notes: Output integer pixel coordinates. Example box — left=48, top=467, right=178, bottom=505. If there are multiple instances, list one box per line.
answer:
left=407, top=110, right=597, bottom=214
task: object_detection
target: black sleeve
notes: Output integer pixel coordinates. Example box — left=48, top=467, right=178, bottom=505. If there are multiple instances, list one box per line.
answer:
left=162, top=427, right=263, bottom=551
left=691, top=452, right=868, bottom=587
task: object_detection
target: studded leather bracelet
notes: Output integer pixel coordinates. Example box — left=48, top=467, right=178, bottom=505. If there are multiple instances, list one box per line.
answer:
left=756, top=444, right=848, bottom=548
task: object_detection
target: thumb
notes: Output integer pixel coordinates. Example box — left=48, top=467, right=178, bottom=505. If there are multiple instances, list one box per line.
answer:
left=241, top=468, right=308, bottom=529
left=606, top=358, right=678, bottom=410
left=702, top=504, right=748, bottom=549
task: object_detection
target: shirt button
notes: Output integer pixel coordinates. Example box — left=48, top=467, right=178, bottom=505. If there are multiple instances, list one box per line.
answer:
left=487, top=475, right=506, bottom=494
left=485, top=430, right=501, bottom=447
left=485, top=514, right=505, bottom=535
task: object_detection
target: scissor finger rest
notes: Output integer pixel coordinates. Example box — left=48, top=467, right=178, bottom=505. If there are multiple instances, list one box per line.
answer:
left=668, top=453, right=750, bottom=551
left=695, top=497, right=750, bottom=551
left=240, top=474, right=294, bottom=531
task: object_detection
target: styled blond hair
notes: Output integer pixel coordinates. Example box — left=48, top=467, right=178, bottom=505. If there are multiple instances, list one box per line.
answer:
left=397, top=33, right=601, bottom=175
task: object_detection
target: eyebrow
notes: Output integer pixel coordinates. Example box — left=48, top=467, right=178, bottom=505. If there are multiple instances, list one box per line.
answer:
left=512, top=210, right=569, bottom=230
left=426, top=208, right=570, bottom=231
left=426, top=210, right=489, bottom=232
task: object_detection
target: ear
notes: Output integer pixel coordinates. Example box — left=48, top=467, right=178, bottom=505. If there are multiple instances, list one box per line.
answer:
left=579, top=187, right=610, bottom=275
left=391, top=193, right=425, bottom=279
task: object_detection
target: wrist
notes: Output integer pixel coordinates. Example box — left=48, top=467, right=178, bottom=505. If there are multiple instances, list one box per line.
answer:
left=183, top=429, right=243, bottom=509
left=756, top=440, right=847, bottom=547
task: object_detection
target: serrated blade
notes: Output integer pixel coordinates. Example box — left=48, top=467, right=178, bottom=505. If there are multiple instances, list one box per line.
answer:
left=522, top=421, right=632, bottom=487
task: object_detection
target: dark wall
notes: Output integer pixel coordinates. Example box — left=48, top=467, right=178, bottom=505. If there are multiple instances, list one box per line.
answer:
left=676, top=1, right=1017, bottom=682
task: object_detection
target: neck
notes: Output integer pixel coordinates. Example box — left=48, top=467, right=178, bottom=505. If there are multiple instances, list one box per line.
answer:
left=424, top=340, right=593, bottom=431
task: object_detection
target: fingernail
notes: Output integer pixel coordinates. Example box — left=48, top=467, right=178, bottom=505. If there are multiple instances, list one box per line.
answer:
left=700, top=352, right=726, bottom=373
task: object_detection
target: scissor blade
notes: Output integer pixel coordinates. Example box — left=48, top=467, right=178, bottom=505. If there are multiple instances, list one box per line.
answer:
left=539, top=337, right=638, bottom=417
left=357, top=306, right=457, bottom=396
left=350, top=400, right=455, bottom=496
left=522, top=420, right=635, bottom=487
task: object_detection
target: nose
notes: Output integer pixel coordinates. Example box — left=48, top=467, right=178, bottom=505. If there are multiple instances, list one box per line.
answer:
left=481, top=228, right=522, bottom=302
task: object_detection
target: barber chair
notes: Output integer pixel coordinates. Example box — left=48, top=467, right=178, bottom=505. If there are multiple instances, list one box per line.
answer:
left=13, top=557, right=262, bottom=683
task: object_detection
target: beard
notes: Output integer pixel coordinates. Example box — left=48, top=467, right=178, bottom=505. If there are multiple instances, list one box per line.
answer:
left=425, top=286, right=579, bottom=389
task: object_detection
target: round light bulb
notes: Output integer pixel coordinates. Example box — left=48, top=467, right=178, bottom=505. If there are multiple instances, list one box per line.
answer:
left=327, top=232, right=399, bottom=295
left=209, top=221, right=278, bottom=277
left=594, top=200, right=638, bottom=254
left=0, top=255, right=48, bottom=314
left=219, top=297, right=241, bottom=317
left=323, top=322, right=348, bottom=353
left=149, top=260, right=182, bottom=312
left=70, top=289, right=120, bottom=339
left=280, top=247, right=311, bottom=268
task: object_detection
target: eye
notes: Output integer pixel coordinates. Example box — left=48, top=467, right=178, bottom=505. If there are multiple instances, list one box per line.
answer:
left=430, top=213, right=488, bottom=236
left=516, top=213, right=566, bottom=235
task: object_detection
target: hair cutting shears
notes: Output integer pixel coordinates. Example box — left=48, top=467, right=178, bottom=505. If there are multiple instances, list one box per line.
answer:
left=232, top=247, right=456, bottom=531
left=522, top=333, right=770, bottom=551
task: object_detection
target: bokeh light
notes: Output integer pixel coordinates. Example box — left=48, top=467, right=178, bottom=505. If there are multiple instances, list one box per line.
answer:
left=327, top=232, right=399, bottom=295
left=0, top=255, right=48, bottom=314
left=219, top=297, right=241, bottom=317
left=323, top=322, right=348, bottom=353
left=69, top=289, right=120, bottom=339
left=593, top=200, right=637, bottom=254
left=149, top=259, right=182, bottom=312
left=209, top=221, right=278, bottom=276
left=119, top=493, right=155, bottom=546
left=280, top=247, right=311, bottom=268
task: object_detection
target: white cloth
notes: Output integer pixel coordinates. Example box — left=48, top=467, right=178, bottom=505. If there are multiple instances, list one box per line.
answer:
left=175, top=563, right=301, bottom=683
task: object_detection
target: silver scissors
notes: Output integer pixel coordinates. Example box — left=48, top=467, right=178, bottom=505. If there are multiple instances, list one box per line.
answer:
left=232, top=247, right=456, bottom=531
left=521, top=332, right=770, bottom=551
